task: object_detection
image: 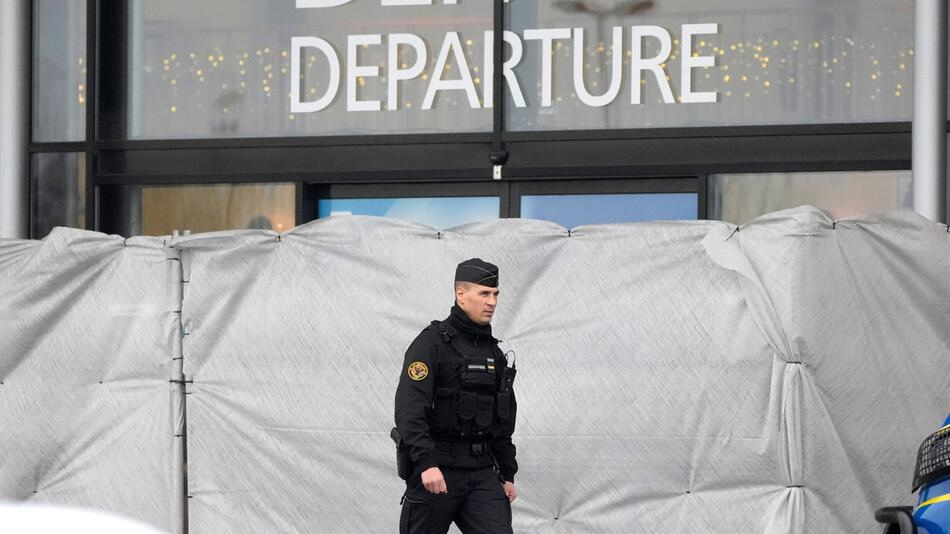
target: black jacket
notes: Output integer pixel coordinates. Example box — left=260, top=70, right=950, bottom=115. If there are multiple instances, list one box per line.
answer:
left=394, top=305, right=518, bottom=481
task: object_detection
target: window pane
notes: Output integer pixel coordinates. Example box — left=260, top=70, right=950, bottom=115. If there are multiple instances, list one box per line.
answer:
left=318, top=197, right=500, bottom=229
left=33, top=0, right=86, bottom=142
left=507, top=0, right=912, bottom=131
left=709, top=171, right=913, bottom=224
left=31, top=152, right=86, bottom=239
left=98, top=183, right=295, bottom=236
left=128, top=1, right=491, bottom=139
left=521, top=193, right=698, bottom=228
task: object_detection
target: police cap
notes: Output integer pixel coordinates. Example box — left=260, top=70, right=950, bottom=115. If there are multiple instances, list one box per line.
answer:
left=455, top=258, right=499, bottom=288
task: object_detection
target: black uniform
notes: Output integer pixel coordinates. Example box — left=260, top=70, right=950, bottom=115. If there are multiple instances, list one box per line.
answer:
left=395, top=304, right=518, bottom=534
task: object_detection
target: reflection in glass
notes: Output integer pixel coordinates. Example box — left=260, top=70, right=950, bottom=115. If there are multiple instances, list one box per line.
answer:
left=31, top=153, right=86, bottom=239
left=507, top=0, right=913, bottom=131
left=318, top=197, right=500, bottom=229
left=33, top=0, right=86, bottom=141
left=521, top=193, right=698, bottom=227
left=98, top=183, right=295, bottom=236
left=709, top=171, right=913, bottom=224
left=129, top=1, right=491, bottom=139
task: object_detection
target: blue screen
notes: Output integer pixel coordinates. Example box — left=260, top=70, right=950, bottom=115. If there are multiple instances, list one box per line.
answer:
left=318, top=197, right=500, bottom=229
left=520, top=193, right=698, bottom=228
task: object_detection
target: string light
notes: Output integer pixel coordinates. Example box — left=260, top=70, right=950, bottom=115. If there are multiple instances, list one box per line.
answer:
left=131, top=24, right=911, bottom=130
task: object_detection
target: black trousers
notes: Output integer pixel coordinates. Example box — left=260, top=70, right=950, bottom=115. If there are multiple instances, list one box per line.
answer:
left=399, top=466, right=513, bottom=534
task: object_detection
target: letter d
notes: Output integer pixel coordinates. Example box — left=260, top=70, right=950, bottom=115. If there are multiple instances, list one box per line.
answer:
left=291, top=36, right=341, bottom=113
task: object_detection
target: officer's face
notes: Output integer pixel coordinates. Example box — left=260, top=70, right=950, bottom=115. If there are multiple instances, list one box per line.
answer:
left=456, top=283, right=499, bottom=326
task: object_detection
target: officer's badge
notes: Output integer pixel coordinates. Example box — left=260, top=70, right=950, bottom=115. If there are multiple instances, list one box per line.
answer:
left=407, top=361, right=429, bottom=381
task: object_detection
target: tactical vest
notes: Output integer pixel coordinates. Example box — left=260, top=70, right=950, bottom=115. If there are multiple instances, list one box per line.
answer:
left=425, top=320, right=515, bottom=440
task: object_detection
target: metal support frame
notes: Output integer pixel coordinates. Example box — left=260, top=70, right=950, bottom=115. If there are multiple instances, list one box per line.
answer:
left=913, top=0, right=948, bottom=223
left=86, top=0, right=99, bottom=230
left=167, top=245, right=189, bottom=534
left=0, top=0, right=31, bottom=238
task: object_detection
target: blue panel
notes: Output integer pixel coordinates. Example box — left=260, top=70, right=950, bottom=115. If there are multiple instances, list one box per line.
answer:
left=318, top=197, right=500, bottom=229
left=520, top=193, right=698, bottom=228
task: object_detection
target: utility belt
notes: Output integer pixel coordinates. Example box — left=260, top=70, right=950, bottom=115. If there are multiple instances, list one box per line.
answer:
left=390, top=430, right=492, bottom=481
left=434, top=440, right=491, bottom=458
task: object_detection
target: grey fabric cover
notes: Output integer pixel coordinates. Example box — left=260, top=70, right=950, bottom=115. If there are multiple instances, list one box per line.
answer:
left=0, top=228, right=183, bottom=533
left=1, top=207, right=948, bottom=533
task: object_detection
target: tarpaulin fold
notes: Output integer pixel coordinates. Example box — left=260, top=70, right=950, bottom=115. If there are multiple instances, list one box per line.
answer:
left=175, top=217, right=780, bottom=533
left=0, top=227, right=182, bottom=533
left=2, top=207, right=948, bottom=534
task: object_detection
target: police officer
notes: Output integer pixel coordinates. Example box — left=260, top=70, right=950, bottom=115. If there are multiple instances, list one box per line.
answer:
left=394, top=258, right=518, bottom=534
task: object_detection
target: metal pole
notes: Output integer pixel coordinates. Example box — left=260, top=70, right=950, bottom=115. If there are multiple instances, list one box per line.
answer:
left=489, top=0, right=508, bottom=178
left=913, top=0, right=948, bottom=223
left=0, top=0, right=31, bottom=239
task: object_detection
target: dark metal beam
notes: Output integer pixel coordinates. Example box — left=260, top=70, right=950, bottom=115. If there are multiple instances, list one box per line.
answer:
left=91, top=129, right=910, bottom=183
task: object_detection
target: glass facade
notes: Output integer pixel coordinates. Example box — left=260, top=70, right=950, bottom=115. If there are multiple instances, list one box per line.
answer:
left=32, top=0, right=86, bottom=142
left=318, top=197, right=500, bottom=229
left=122, top=0, right=918, bottom=139
left=521, top=193, right=698, bottom=227
left=507, top=0, right=913, bottom=131
left=98, top=183, right=295, bottom=236
left=31, top=153, right=86, bottom=239
left=127, top=0, right=492, bottom=139
left=709, top=170, right=913, bottom=224
left=24, top=1, right=928, bottom=237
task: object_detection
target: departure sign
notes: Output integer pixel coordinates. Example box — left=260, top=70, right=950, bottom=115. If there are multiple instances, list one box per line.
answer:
left=290, top=1, right=719, bottom=113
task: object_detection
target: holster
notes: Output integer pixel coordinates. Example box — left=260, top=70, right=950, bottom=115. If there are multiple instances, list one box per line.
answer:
left=390, top=427, right=412, bottom=481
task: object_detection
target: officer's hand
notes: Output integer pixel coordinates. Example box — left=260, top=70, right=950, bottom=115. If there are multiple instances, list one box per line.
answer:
left=503, top=481, right=517, bottom=503
left=421, top=467, right=447, bottom=494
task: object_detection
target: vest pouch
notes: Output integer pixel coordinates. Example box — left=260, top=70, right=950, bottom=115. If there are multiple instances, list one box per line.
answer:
left=496, top=391, right=511, bottom=421
left=431, top=388, right=457, bottom=432
left=457, top=391, right=477, bottom=421
left=475, top=394, right=495, bottom=428
left=460, top=356, right=496, bottom=389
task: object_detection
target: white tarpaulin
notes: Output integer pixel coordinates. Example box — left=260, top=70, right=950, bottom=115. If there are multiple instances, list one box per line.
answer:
left=0, top=228, right=183, bottom=533
left=2, top=206, right=948, bottom=533
left=703, top=209, right=950, bottom=532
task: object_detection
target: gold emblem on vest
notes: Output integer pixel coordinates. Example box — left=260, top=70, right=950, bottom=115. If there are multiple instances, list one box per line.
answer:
left=407, top=361, right=429, bottom=381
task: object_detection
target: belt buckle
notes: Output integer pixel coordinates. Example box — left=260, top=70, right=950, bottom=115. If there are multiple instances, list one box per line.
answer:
left=471, top=443, right=484, bottom=455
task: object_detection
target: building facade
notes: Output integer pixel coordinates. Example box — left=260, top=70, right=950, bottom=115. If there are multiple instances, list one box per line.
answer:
left=11, top=0, right=949, bottom=238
